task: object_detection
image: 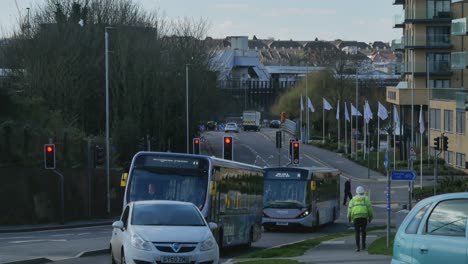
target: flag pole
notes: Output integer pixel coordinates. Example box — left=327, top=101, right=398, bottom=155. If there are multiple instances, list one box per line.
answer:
left=377, top=116, right=380, bottom=168
left=306, top=66, right=309, bottom=144
left=337, top=100, right=340, bottom=151
left=322, top=104, right=325, bottom=144
left=345, top=107, right=348, bottom=154
left=300, top=95, right=303, bottom=142
left=393, top=107, right=396, bottom=170
left=420, top=129, right=423, bottom=189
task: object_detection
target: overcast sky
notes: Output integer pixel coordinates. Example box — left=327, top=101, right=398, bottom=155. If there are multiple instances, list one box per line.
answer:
left=1, top=0, right=403, bottom=43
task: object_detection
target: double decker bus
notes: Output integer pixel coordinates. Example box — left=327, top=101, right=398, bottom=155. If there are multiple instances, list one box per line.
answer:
left=262, top=166, right=340, bottom=230
left=122, top=152, right=264, bottom=248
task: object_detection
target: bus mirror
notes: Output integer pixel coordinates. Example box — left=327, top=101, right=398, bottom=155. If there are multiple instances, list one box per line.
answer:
left=310, top=181, right=316, bottom=191
left=120, top=173, right=128, bottom=187
left=210, top=181, right=217, bottom=195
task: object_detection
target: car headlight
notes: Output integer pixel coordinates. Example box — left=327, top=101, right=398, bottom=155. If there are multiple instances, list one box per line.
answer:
left=131, top=233, right=152, bottom=251
left=200, top=236, right=216, bottom=251
left=298, top=210, right=310, bottom=218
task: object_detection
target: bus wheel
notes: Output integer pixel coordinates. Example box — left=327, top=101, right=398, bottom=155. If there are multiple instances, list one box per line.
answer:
left=246, top=227, right=254, bottom=248
left=314, top=212, right=320, bottom=229
left=218, top=229, right=224, bottom=255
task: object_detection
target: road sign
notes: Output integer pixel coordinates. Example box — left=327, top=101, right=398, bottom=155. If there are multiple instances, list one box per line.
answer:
left=409, top=147, right=416, bottom=161
left=391, top=170, right=416, bottom=181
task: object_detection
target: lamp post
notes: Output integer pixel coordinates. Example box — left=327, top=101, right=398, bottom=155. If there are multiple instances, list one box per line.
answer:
left=186, top=64, right=189, bottom=154
left=104, top=27, right=113, bottom=216
left=355, top=66, right=359, bottom=160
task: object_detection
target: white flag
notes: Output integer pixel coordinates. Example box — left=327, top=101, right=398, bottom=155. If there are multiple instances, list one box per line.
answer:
left=336, top=100, right=340, bottom=120
left=351, top=103, right=362, bottom=116
left=323, top=98, right=333, bottom=111
left=364, top=101, right=373, bottom=124
left=419, top=105, right=425, bottom=134
left=378, top=102, right=388, bottom=120
left=307, top=97, right=315, bottom=112
left=344, top=102, right=350, bottom=122
left=393, top=105, right=400, bottom=126
left=300, top=96, right=304, bottom=111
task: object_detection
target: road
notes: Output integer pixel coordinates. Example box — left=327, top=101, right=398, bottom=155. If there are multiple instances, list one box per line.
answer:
left=1, top=128, right=420, bottom=263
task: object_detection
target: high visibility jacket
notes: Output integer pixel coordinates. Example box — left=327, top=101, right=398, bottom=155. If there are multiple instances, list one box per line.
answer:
left=347, top=194, right=373, bottom=221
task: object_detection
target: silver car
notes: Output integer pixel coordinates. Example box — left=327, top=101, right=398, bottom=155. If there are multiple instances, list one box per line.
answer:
left=224, top=122, right=239, bottom=133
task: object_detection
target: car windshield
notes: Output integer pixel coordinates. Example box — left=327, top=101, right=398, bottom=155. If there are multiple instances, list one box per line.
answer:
left=226, top=123, right=236, bottom=127
left=132, top=203, right=206, bottom=226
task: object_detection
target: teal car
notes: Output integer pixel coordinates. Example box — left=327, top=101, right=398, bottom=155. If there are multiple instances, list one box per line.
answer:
left=392, top=192, right=468, bottom=264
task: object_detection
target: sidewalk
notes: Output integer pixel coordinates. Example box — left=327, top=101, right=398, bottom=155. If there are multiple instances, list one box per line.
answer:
left=0, top=218, right=115, bottom=233
left=232, top=229, right=392, bottom=264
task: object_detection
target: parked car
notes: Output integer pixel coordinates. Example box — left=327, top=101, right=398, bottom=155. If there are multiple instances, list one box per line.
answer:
left=110, top=200, right=219, bottom=264
left=224, top=122, right=239, bottom=133
left=392, top=192, right=468, bottom=264
left=206, top=121, right=216, bottom=130
left=269, top=120, right=281, bottom=128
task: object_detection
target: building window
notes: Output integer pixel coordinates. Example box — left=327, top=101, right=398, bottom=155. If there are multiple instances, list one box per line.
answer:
left=427, top=0, right=451, bottom=18
left=456, top=153, right=466, bottom=168
left=456, top=111, right=465, bottom=134
left=444, top=110, right=453, bottom=133
left=428, top=79, right=450, bottom=88
left=445, top=151, right=453, bottom=164
left=427, top=53, right=450, bottom=72
left=427, top=27, right=450, bottom=46
left=430, top=108, right=441, bottom=130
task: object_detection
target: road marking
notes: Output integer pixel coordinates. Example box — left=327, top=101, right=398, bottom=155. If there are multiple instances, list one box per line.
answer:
left=322, top=240, right=345, bottom=245
left=0, top=236, right=34, bottom=240
left=51, top=233, right=71, bottom=237
left=10, top=239, right=67, bottom=244
left=303, top=153, right=330, bottom=167
left=77, top=233, right=90, bottom=236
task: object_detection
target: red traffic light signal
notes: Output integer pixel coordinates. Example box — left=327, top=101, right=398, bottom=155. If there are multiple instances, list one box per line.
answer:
left=193, top=138, right=200, bottom=154
left=44, top=144, right=56, bottom=169
left=223, top=136, right=233, bottom=160
left=292, top=142, right=300, bottom=165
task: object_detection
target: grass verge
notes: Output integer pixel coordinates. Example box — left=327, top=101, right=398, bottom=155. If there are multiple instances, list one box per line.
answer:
left=236, top=260, right=303, bottom=264
left=243, top=226, right=386, bottom=259
left=368, top=232, right=395, bottom=256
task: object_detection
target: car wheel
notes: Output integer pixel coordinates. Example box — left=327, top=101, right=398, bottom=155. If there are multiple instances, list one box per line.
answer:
left=121, top=249, right=126, bottom=264
left=110, top=245, right=116, bottom=264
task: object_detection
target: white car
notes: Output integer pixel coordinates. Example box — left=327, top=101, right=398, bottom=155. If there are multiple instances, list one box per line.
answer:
left=110, top=200, right=219, bottom=264
left=224, top=123, right=239, bottom=133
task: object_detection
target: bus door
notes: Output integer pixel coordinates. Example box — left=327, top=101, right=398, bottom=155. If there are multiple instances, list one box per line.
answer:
left=310, top=179, right=318, bottom=222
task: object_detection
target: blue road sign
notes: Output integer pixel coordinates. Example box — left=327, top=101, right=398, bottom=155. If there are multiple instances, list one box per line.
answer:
left=391, top=170, right=416, bottom=181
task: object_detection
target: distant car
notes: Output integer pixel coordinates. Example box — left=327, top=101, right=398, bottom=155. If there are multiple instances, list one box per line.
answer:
left=269, top=120, right=281, bottom=128
left=110, top=200, right=219, bottom=264
left=206, top=121, right=216, bottom=130
left=224, top=122, right=239, bottom=133
left=392, top=192, right=468, bottom=264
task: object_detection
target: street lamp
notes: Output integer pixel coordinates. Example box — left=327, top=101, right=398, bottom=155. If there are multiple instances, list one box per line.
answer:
left=186, top=63, right=189, bottom=154
left=104, top=26, right=114, bottom=216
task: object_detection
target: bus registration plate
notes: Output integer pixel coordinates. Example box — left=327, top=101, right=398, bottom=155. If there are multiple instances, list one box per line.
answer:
left=161, top=256, right=190, bottom=263
left=276, top=222, right=289, bottom=226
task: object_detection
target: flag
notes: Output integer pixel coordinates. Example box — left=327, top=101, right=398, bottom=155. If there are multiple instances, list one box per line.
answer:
left=323, top=98, right=333, bottom=111
left=351, top=103, right=362, bottom=116
left=364, top=100, right=373, bottom=124
left=307, top=97, right=315, bottom=112
left=336, top=100, right=340, bottom=120
left=378, top=102, right=389, bottom=120
left=419, top=105, right=425, bottom=134
left=300, top=96, right=304, bottom=111
left=344, top=102, right=350, bottom=122
left=393, top=105, right=400, bottom=126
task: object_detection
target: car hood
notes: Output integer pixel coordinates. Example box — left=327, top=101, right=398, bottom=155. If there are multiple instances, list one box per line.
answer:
left=132, top=225, right=210, bottom=243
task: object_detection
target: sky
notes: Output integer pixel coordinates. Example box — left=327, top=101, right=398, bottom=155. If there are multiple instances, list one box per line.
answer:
left=1, top=0, right=403, bottom=43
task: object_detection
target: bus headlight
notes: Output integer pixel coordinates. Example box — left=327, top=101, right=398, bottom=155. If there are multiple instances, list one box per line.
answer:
left=297, top=210, right=310, bottom=218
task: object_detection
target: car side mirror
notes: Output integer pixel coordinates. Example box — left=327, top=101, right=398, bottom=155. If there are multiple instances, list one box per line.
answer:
left=208, top=222, right=218, bottom=230
left=112, top=220, right=124, bottom=231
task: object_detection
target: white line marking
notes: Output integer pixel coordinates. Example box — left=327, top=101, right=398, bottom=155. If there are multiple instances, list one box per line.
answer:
left=10, top=239, right=67, bottom=244
left=322, top=240, right=345, bottom=245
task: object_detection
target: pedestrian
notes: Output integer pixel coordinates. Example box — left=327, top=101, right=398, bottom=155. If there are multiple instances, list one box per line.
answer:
left=343, top=179, right=352, bottom=206
left=347, top=186, right=373, bottom=252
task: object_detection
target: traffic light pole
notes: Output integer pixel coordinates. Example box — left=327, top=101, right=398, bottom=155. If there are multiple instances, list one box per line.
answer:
left=51, top=169, right=64, bottom=225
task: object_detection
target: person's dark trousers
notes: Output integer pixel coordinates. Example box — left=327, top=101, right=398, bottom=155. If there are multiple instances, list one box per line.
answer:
left=353, top=217, right=368, bottom=250
left=343, top=192, right=352, bottom=205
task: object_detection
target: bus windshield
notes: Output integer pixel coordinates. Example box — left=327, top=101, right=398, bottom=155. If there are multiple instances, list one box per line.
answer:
left=263, top=179, right=308, bottom=208
left=127, top=155, right=209, bottom=209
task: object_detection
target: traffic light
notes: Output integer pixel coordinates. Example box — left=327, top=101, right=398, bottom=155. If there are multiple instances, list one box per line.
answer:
left=223, top=136, right=233, bottom=160
left=94, top=145, right=105, bottom=166
left=443, top=136, right=449, bottom=151
left=44, top=144, right=56, bottom=169
left=434, top=136, right=440, bottom=150
left=292, top=142, right=300, bottom=165
left=193, top=138, right=200, bottom=154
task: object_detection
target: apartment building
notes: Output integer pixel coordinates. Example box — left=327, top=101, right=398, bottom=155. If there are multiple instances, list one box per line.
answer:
left=387, top=0, right=468, bottom=171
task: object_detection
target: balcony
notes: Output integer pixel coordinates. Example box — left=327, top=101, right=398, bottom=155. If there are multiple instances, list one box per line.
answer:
left=452, top=18, right=467, bottom=36
left=403, top=34, right=451, bottom=49
left=451, top=52, right=468, bottom=70
left=393, top=14, right=405, bottom=28
left=391, top=38, right=404, bottom=51
left=430, top=88, right=468, bottom=103
left=386, top=84, right=430, bottom=106
left=403, top=61, right=452, bottom=76
left=405, top=7, right=451, bottom=23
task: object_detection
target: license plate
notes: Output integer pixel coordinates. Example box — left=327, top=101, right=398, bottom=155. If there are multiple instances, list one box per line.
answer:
left=276, top=222, right=289, bottom=226
left=161, top=256, right=190, bottom=263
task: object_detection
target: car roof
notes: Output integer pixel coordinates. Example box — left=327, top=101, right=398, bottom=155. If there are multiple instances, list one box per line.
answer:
left=420, top=192, right=468, bottom=203
left=130, top=200, right=194, bottom=206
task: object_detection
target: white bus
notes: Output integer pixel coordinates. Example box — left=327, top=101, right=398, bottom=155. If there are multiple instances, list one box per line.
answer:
left=262, top=166, right=340, bottom=230
left=122, top=151, right=264, bottom=248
